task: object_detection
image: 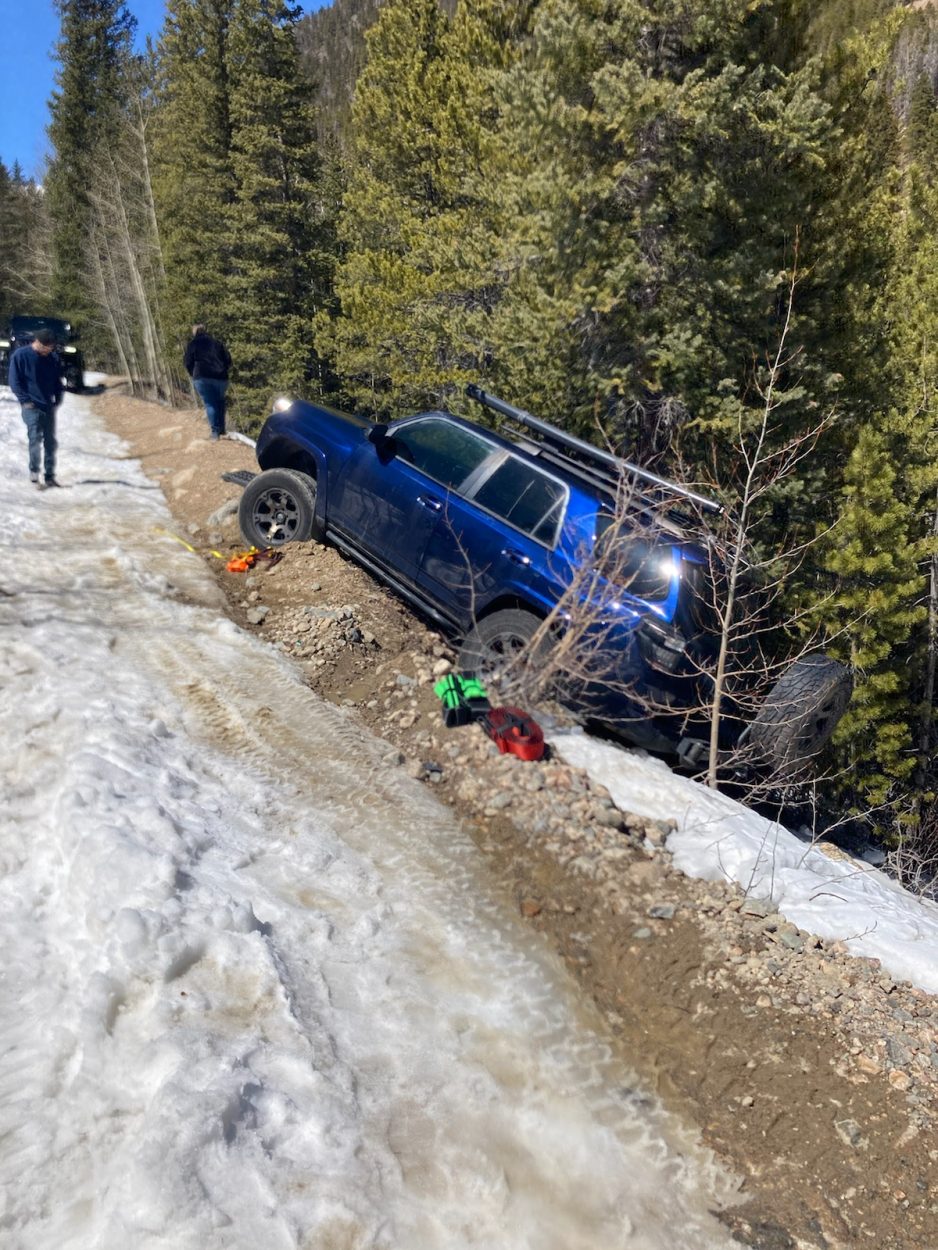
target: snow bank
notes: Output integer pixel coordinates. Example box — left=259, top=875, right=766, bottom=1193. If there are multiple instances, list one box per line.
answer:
left=553, top=729, right=938, bottom=994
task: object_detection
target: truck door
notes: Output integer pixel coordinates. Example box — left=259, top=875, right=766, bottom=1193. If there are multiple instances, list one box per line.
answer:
left=330, top=416, right=495, bottom=585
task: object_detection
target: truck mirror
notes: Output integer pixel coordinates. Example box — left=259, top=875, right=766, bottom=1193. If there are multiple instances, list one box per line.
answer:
left=368, top=423, right=397, bottom=464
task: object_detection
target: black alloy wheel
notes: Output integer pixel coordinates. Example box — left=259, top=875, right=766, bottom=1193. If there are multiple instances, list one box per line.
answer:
left=238, top=468, right=319, bottom=548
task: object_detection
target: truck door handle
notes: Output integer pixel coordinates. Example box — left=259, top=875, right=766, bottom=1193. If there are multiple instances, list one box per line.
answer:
left=416, top=495, right=442, bottom=512
left=501, top=547, right=531, bottom=567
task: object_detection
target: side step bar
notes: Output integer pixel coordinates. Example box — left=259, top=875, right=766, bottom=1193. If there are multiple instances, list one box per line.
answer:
left=221, top=470, right=256, bottom=488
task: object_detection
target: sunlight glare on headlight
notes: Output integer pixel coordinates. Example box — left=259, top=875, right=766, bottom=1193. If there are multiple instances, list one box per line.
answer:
left=273, top=396, right=293, bottom=412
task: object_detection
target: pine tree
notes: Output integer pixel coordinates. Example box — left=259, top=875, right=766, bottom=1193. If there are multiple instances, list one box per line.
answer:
left=485, top=0, right=835, bottom=460
left=152, top=0, right=236, bottom=359
left=825, top=425, right=924, bottom=804
left=816, top=8, right=937, bottom=809
left=222, top=0, right=331, bottom=426
left=317, top=0, right=535, bottom=416
left=0, top=163, right=52, bottom=323
left=46, top=0, right=135, bottom=353
left=0, top=161, right=17, bottom=325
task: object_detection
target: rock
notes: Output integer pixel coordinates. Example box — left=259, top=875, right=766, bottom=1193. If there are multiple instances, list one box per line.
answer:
left=740, top=897, right=774, bottom=919
left=888, top=1069, right=912, bottom=1093
left=246, top=606, right=269, bottom=625
left=632, top=927, right=653, bottom=940
left=886, top=1037, right=911, bottom=1067
left=647, top=902, right=676, bottom=920
left=407, top=759, right=443, bottom=782
left=431, top=659, right=451, bottom=677
left=486, top=792, right=513, bottom=812
left=644, top=819, right=674, bottom=846
left=834, top=1119, right=867, bottom=1149
left=520, top=899, right=542, bottom=918
left=594, top=807, right=624, bottom=829
left=206, top=498, right=239, bottom=527
left=774, top=925, right=805, bottom=952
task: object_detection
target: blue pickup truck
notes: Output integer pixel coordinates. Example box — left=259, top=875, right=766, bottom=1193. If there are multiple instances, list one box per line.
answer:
left=239, top=385, right=851, bottom=774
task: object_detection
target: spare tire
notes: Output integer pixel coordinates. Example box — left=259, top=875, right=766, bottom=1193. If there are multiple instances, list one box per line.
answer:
left=238, top=468, right=321, bottom=547
left=747, top=654, right=852, bottom=773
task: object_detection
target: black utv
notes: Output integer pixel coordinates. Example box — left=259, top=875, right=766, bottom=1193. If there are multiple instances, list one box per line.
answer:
left=0, top=315, right=85, bottom=391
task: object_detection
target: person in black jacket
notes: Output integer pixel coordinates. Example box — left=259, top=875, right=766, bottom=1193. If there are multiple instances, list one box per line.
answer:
left=8, top=329, right=64, bottom=487
left=184, top=324, right=232, bottom=439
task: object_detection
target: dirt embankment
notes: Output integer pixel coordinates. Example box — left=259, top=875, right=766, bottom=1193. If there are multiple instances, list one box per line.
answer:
left=92, top=383, right=938, bottom=1250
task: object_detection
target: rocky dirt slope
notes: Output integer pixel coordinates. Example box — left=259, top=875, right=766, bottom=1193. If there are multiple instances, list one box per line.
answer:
left=92, top=384, right=938, bottom=1250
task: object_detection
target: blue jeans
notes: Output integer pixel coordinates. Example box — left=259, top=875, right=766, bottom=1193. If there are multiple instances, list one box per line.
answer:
left=193, top=378, right=228, bottom=436
left=21, top=403, right=56, bottom=479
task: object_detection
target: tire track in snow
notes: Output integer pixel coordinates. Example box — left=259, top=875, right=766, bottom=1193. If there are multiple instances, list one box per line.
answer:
left=0, top=386, right=739, bottom=1249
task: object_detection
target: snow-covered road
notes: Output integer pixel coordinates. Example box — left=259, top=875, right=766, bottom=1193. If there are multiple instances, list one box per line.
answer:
left=0, top=387, right=737, bottom=1247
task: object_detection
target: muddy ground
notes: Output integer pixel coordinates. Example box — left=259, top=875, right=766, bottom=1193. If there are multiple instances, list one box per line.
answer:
left=88, top=383, right=938, bottom=1250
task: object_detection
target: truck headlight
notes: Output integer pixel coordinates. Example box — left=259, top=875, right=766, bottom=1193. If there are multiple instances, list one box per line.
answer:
left=64, top=346, right=78, bottom=354
left=272, top=396, right=293, bottom=412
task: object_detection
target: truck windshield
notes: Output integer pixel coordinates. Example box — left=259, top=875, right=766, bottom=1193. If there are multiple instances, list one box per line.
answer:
left=10, top=317, right=69, bottom=342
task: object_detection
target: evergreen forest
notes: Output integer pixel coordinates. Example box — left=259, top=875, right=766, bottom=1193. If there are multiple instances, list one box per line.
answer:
left=6, top=0, right=938, bottom=853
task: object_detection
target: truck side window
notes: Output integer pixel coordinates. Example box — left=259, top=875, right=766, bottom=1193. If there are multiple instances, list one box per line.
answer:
left=470, top=455, right=566, bottom=545
left=392, top=419, right=493, bottom=490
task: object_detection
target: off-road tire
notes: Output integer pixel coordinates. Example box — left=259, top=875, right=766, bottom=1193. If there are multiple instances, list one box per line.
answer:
left=458, top=608, right=546, bottom=691
left=747, top=654, right=852, bottom=773
left=238, top=468, right=321, bottom=548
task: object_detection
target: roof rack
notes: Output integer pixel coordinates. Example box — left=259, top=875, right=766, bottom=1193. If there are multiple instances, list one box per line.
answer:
left=465, top=384, right=724, bottom=518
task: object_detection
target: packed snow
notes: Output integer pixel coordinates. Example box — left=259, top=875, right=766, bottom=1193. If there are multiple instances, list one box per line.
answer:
left=553, top=730, right=938, bottom=995
left=0, top=383, right=741, bottom=1248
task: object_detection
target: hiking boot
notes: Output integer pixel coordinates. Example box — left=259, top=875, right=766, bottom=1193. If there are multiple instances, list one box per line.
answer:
left=44, top=478, right=61, bottom=488
left=30, top=472, right=39, bottom=484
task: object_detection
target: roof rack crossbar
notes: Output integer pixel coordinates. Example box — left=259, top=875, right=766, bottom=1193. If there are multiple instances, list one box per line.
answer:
left=466, top=383, right=723, bottom=517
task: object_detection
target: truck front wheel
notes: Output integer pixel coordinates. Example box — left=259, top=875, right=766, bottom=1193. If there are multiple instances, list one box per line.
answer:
left=238, top=468, right=321, bottom=547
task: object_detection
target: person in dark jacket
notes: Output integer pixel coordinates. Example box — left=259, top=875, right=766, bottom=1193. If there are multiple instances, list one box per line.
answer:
left=184, top=324, right=231, bottom=440
left=8, top=329, right=64, bottom=488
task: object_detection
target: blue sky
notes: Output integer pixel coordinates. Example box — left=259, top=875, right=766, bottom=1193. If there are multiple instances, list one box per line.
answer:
left=0, top=1, right=326, bottom=179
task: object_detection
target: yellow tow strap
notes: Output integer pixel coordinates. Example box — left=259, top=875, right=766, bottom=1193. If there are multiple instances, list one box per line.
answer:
left=154, top=526, right=226, bottom=560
